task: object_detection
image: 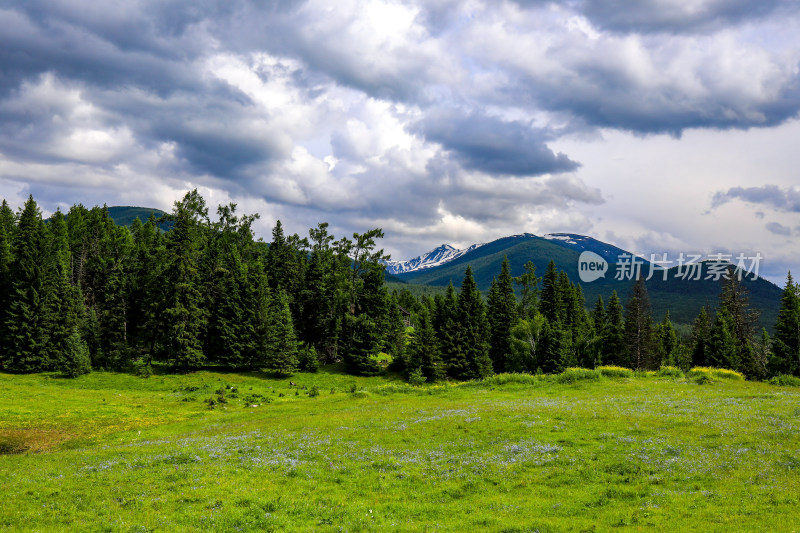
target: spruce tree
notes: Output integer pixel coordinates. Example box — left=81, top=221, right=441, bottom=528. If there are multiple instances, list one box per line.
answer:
left=434, top=283, right=460, bottom=374
left=623, top=277, right=655, bottom=370
left=264, top=291, right=299, bottom=374
left=654, top=311, right=679, bottom=367
left=690, top=306, right=712, bottom=368
left=539, top=260, right=561, bottom=324
left=707, top=308, right=739, bottom=370
left=601, top=291, right=626, bottom=366
left=487, top=256, right=517, bottom=373
left=0, top=200, right=15, bottom=363
left=4, top=196, right=52, bottom=372
left=406, top=307, right=444, bottom=382
left=451, top=266, right=492, bottom=380
left=162, top=190, right=208, bottom=370
left=60, top=327, right=92, bottom=378
left=770, top=272, right=800, bottom=376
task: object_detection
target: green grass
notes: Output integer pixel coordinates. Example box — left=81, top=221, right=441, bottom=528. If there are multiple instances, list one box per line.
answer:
left=2, top=368, right=800, bottom=531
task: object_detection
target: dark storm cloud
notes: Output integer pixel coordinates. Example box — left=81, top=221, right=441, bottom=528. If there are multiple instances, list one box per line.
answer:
left=766, top=221, right=792, bottom=236
left=712, top=185, right=800, bottom=213
left=415, top=110, right=580, bottom=176
left=577, top=0, right=792, bottom=34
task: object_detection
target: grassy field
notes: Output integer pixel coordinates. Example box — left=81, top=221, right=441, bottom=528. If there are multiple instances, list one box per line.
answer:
left=2, top=367, right=800, bottom=532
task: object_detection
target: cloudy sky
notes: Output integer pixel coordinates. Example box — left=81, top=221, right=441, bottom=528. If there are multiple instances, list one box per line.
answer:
left=1, top=0, right=799, bottom=283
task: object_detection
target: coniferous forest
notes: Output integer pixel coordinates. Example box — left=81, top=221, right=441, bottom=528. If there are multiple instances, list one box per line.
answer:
left=1, top=190, right=799, bottom=381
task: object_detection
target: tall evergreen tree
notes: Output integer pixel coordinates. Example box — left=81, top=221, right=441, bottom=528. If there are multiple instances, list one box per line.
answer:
left=264, top=291, right=299, bottom=374
left=450, top=266, right=492, bottom=380
left=601, top=291, right=626, bottom=366
left=690, top=306, right=712, bottom=367
left=707, top=307, right=739, bottom=370
left=0, top=200, right=15, bottom=361
left=162, top=190, right=208, bottom=370
left=487, top=256, right=517, bottom=373
left=406, top=307, right=444, bottom=381
left=654, top=311, right=679, bottom=367
left=771, top=272, right=800, bottom=376
left=539, top=260, right=561, bottom=324
left=623, top=277, right=655, bottom=370
left=719, top=268, right=759, bottom=374
left=3, top=196, right=52, bottom=372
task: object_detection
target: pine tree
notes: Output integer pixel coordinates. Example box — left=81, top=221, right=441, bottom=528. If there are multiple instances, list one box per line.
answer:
left=450, top=266, right=492, bottom=380
left=539, top=318, right=567, bottom=374
left=3, top=196, right=52, bottom=372
left=539, top=260, right=561, bottom=324
left=719, top=268, right=759, bottom=374
left=0, top=200, right=15, bottom=364
left=264, top=291, right=299, bottom=374
left=487, top=256, right=517, bottom=373
left=60, top=327, right=92, bottom=378
left=162, top=190, right=208, bottom=370
left=623, top=277, right=655, bottom=370
left=770, top=272, right=800, bottom=376
left=406, top=307, right=444, bottom=382
left=44, top=210, right=85, bottom=369
left=707, top=308, right=739, bottom=370
left=690, top=306, right=712, bottom=368
left=434, top=283, right=459, bottom=373
left=601, top=291, right=626, bottom=366
left=654, top=311, right=679, bottom=367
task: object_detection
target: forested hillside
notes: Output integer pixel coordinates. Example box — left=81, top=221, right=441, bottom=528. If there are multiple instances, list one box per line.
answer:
left=1, top=191, right=798, bottom=381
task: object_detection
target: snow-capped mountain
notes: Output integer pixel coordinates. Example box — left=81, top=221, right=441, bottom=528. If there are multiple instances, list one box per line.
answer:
left=384, top=243, right=484, bottom=275
left=543, top=233, right=630, bottom=264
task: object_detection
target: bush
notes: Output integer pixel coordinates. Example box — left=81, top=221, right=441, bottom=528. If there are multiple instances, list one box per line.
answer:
left=134, top=360, right=153, bottom=378
left=688, top=367, right=744, bottom=381
left=656, top=366, right=684, bottom=378
left=597, top=365, right=633, bottom=378
left=769, top=374, right=800, bottom=387
left=557, top=367, right=600, bottom=384
left=481, top=373, right=543, bottom=386
left=408, top=368, right=427, bottom=386
left=308, top=385, right=320, bottom=397
left=694, top=374, right=714, bottom=385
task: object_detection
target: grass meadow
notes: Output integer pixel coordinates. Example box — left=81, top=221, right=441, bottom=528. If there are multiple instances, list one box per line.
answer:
left=2, top=367, right=800, bottom=532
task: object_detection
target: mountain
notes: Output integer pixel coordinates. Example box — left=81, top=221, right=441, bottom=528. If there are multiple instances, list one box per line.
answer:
left=384, top=243, right=484, bottom=274
left=105, top=206, right=168, bottom=226
left=542, top=233, right=632, bottom=264
left=392, top=233, right=782, bottom=329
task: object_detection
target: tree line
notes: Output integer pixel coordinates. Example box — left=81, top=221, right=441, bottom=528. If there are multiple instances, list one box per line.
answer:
left=1, top=191, right=799, bottom=381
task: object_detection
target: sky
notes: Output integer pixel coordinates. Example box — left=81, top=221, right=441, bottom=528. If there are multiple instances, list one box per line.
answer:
left=1, top=0, right=799, bottom=284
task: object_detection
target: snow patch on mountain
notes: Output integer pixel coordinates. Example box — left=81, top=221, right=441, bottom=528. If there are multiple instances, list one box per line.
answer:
left=384, top=243, right=485, bottom=275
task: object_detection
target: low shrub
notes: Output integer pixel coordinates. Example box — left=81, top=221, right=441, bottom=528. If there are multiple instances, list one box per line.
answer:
left=557, top=367, right=600, bottom=384
left=308, top=385, right=320, bottom=397
left=408, top=368, right=427, bottom=387
left=481, top=373, right=543, bottom=386
left=694, top=374, right=714, bottom=385
left=656, top=366, right=684, bottom=378
left=688, top=367, right=744, bottom=381
left=597, top=366, right=633, bottom=378
left=769, top=374, right=800, bottom=387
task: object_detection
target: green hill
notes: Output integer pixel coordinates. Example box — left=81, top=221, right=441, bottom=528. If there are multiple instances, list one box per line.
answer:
left=105, top=206, right=168, bottom=226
